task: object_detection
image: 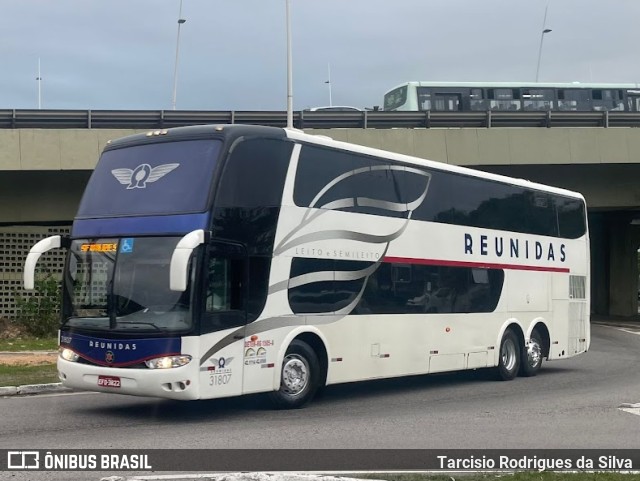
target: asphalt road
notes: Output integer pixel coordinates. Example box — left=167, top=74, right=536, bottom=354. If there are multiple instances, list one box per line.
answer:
left=1, top=323, right=639, bottom=480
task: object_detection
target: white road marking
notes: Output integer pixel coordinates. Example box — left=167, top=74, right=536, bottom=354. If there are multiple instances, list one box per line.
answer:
left=618, top=402, right=640, bottom=417
left=617, top=328, right=640, bottom=336
left=595, top=324, right=640, bottom=336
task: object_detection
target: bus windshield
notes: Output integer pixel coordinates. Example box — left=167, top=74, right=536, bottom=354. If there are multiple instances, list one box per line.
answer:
left=64, top=237, right=193, bottom=333
left=77, top=139, right=222, bottom=218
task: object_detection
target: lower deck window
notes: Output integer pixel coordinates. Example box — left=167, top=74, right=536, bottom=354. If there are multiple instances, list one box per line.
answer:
left=288, top=258, right=504, bottom=315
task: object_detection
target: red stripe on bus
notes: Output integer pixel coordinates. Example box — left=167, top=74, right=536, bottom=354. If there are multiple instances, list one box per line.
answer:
left=382, top=256, right=570, bottom=273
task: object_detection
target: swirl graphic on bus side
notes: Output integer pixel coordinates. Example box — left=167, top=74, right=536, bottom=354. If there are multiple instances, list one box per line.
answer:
left=200, top=164, right=431, bottom=365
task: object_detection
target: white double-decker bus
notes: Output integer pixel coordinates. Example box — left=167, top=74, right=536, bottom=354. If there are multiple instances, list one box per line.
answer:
left=24, top=124, right=590, bottom=408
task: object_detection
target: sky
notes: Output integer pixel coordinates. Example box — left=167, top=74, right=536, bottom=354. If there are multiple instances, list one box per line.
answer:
left=1, top=0, right=640, bottom=111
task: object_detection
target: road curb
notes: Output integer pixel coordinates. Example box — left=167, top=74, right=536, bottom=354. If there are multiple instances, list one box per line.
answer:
left=0, top=382, right=73, bottom=396
left=0, top=386, right=18, bottom=396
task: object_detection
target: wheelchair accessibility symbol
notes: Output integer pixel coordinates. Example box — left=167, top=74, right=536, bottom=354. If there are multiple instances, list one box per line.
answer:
left=120, top=238, right=134, bottom=253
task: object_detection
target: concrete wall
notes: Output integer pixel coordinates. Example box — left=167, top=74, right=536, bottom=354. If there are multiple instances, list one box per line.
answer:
left=0, top=129, right=142, bottom=170
left=3, top=127, right=640, bottom=171
left=309, top=127, right=640, bottom=166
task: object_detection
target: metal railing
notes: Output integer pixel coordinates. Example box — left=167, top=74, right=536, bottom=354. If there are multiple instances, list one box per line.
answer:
left=1, top=109, right=640, bottom=129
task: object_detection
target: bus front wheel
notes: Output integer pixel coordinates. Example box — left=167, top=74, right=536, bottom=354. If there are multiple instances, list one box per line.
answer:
left=495, top=329, right=520, bottom=381
left=268, top=340, right=320, bottom=409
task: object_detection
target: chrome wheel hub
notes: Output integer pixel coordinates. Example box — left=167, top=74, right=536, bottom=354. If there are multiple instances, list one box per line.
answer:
left=527, top=338, right=542, bottom=368
left=281, top=355, right=309, bottom=396
left=501, top=338, right=517, bottom=372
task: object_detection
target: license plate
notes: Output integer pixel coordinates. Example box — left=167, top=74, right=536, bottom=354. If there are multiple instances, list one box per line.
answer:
left=98, top=375, right=121, bottom=388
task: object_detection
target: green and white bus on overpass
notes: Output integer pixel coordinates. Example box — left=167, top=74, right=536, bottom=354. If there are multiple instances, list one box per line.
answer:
left=384, top=81, right=640, bottom=112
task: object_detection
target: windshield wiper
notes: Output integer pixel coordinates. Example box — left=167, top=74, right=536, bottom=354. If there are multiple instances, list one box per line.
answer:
left=107, top=279, right=116, bottom=329
left=116, top=321, right=166, bottom=332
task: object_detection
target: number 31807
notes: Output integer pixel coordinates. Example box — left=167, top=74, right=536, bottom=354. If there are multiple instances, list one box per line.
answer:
left=209, top=373, right=232, bottom=386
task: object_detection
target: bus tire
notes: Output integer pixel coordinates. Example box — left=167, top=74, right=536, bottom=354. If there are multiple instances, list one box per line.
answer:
left=495, top=329, right=520, bottom=381
left=519, top=328, right=543, bottom=377
left=268, top=340, right=320, bottom=409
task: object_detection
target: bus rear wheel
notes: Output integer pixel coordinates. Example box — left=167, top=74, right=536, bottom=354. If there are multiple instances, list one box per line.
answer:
left=519, top=328, right=543, bottom=377
left=268, top=340, right=320, bottom=409
left=495, top=329, right=520, bottom=381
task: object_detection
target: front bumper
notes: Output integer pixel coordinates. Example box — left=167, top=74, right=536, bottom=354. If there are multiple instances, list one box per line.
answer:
left=57, top=357, right=201, bottom=400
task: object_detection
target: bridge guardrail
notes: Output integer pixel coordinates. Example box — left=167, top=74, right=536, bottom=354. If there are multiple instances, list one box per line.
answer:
left=1, top=109, right=640, bottom=129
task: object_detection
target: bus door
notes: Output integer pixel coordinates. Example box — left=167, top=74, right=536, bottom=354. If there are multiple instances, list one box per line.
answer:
left=433, top=92, right=462, bottom=111
left=198, top=240, right=248, bottom=399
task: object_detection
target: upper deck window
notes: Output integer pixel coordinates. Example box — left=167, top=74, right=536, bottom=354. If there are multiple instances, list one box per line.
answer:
left=522, top=88, right=554, bottom=111
left=592, top=89, right=625, bottom=111
left=470, top=89, right=489, bottom=111
left=557, top=89, right=590, bottom=111
left=487, top=88, right=521, bottom=111
left=77, top=139, right=222, bottom=218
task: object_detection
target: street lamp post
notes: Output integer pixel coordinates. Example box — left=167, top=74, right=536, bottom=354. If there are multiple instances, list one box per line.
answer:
left=535, top=4, right=552, bottom=82
left=171, top=0, right=186, bottom=110
left=285, top=0, right=293, bottom=128
left=36, top=58, right=42, bottom=109
left=325, top=63, right=332, bottom=107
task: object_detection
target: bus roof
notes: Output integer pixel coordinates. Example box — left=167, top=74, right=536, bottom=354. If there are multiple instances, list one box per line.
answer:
left=384, top=81, right=640, bottom=94
left=103, top=124, right=286, bottom=151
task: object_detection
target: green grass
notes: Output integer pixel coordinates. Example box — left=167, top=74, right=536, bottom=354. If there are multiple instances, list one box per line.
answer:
left=357, top=474, right=640, bottom=481
left=0, top=363, right=59, bottom=387
left=0, top=336, right=57, bottom=352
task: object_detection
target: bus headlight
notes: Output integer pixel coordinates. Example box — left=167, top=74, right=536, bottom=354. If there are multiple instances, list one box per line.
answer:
left=60, top=348, right=79, bottom=362
left=145, top=355, right=192, bottom=369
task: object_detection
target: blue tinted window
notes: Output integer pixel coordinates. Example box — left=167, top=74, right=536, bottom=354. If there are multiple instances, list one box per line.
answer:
left=77, top=140, right=222, bottom=218
left=288, top=258, right=504, bottom=315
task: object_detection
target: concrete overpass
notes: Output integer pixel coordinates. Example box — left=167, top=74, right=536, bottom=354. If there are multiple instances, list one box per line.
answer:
left=1, top=126, right=639, bottom=319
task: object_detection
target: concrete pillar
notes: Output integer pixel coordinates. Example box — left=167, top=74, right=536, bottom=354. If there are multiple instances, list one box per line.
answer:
left=588, top=213, right=609, bottom=316
left=608, top=217, right=640, bottom=317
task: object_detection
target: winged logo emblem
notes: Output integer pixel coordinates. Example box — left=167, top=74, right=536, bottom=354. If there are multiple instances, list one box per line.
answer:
left=111, top=163, right=180, bottom=189
left=210, top=357, right=234, bottom=369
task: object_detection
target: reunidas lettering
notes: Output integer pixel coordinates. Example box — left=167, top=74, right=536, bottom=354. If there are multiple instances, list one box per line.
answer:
left=464, top=233, right=566, bottom=263
left=88, top=340, right=137, bottom=351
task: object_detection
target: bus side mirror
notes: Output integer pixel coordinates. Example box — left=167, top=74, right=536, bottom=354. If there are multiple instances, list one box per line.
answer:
left=170, top=229, right=206, bottom=292
left=24, top=235, right=68, bottom=290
